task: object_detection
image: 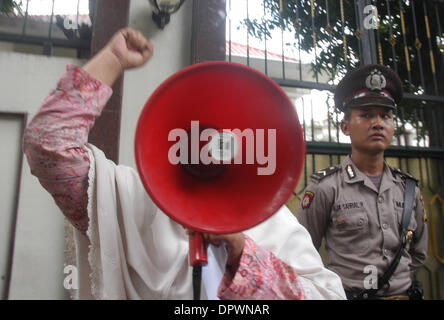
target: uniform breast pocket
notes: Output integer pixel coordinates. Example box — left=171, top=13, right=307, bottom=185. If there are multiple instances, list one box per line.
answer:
left=394, top=199, right=418, bottom=232
left=330, top=211, right=369, bottom=253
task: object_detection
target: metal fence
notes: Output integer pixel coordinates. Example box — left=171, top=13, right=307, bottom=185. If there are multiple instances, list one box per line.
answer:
left=226, top=0, right=444, bottom=299
left=0, top=0, right=93, bottom=56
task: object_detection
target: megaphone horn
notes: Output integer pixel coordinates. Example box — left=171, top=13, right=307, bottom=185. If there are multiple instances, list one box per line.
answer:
left=135, top=61, right=305, bottom=268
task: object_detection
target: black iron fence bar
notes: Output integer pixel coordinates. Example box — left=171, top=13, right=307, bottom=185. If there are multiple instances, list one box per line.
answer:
left=327, top=96, right=332, bottom=143
left=376, top=26, right=383, bottom=65
left=1, top=0, right=92, bottom=52
left=397, top=156, right=402, bottom=171
left=357, top=0, right=377, bottom=65
left=419, top=105, right=426, bottom=148
left=423, top=1, right=439, bottom=95
left=278, top=0, right=284, bottom=78
left=417, top=107, right=425, bottom=187
left=22, top=0, right=29, bottom=35
left=302, top=97, right=306, bottom=142
left=325, top=0, right=330, bottom=35
left=418, top=156, right=424, bottom=188
left=295, top=1, right=302, bottom=80
left=311, top=0, right=318, bottom=82
left=306, top=142, right=444, bottom=159
left=277, top=1, right=284, bottom=79
left=434, top=158, right=442, bottom=193
left=394, top=106, right=402, bottom=146
left=431, top=107, right=440, bottom=148
left=48, top=0, right=55, bottom=40
left=354, top=0, right=363, bottom=67
left=385, top=0, right=398, bottom=73
left=414, top=108, right=420, bottom=148
left=399, top=106, right=408, bottom=148
left=42, top=0, right=56, bottom=55
left=227, top=0, right=231, bottom=62
left=424, top=157, right=436, bottom=195
left=340, top=0, right=349, bottom=70
left=311, top=148, right=315, bottom=177
left=281, top=26, right=285, bottom=79
left=399, top=0, right=413, bottom=93
left=273, top=78, right=444, bottom=102
left=310, top=97, right=315, bottom=141
left=372, top=0, right=383, bottom=65
left=246, top=0, right=250, bottom=67
left=75, top=0, right=80, bottom=40
left=0, top=32, right=90, bottom=49
left=399, top=107, right=410, bottom=172
left=403, top=93, right=444, bottom=103
left=335, top=106, right=340, bottom=143
left=225, top=1, right=444, bottom=100
left=326, top=0, right=337, bottom=78
left=435, top=1, right=443, bottom=58
left=326, top=96, right=333, bottom=165
left=435, top=1, right=444, bottom=103
left=437, top=107, right=444, bottom=147
left=272, top=78, right=335, bottom=92
left=410, top=0, right=426, bottom=92
left=263, top=0, right=268, bottom=74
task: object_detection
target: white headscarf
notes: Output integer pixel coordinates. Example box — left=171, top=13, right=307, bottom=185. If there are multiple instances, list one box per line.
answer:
left=69, top=144, right=345, bottom=300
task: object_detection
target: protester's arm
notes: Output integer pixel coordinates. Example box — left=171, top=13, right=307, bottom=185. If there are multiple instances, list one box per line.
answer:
left=83, top=28, right=154, bottom=86
left=217, top=235, right=306, bottom=300
left=22, top=28, right=153, bottom=232
left=191, top=229, right=305, bottom=299
left=217, top=207, right=346, bottom=300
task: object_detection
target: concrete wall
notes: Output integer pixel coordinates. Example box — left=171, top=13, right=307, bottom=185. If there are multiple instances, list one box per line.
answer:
left=0, top=52, right=83, bottom=299
left=0, top=0, right=193, bottom=299
left=118, top=0, right=193, bottom=168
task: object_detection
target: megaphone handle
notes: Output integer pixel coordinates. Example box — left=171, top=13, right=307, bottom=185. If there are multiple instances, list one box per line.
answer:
left=189, top=232, right=208, bottom=267
left=192, top=266, right=202, bottom=300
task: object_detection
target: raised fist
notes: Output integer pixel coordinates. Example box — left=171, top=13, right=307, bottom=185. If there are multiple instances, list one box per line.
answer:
left=105, top=28, right=154, bottom=70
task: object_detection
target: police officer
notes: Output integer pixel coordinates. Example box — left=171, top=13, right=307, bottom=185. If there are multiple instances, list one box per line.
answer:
left=297, top=64, right=428, bottom=300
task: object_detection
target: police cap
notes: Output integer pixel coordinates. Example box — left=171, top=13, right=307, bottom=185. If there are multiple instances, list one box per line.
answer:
left=334, top=64, right=403, bottom=113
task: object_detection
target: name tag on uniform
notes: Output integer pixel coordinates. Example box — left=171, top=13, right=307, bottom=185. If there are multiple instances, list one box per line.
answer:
left=394, top=201, right=404, bottom=209
left=333, top=201, right=364, bottom=212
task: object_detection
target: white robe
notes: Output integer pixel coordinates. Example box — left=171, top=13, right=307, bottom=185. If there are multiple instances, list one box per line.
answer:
left=70, top=144, right=346, bottom=300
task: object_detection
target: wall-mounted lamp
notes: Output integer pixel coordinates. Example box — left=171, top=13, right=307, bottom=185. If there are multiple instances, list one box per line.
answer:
left=149, top=0, right=186, bottom=30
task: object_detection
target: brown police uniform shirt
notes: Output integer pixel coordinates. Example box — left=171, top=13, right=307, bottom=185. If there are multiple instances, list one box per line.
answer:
left=297, top=156, right=428, bottom=296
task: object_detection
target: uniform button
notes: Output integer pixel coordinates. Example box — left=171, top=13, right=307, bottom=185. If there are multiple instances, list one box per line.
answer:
left=382, top=223, right=388, bottom=229
left=383, top=249, right=388, bottom=255
left=358, top=218, right=365, bottom=226
left=378, top=196, right=384, bottom=204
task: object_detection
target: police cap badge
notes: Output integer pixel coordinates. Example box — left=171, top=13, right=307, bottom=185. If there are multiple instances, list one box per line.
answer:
left=334, top=64, right=403, bottom=113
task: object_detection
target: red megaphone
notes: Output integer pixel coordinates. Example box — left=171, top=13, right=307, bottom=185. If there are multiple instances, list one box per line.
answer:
left=135, top=61, right=305, bottom=267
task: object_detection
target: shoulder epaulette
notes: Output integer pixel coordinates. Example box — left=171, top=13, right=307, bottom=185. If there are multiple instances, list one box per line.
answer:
left=390, top=167, right=419, bottom=184
left=310, top=165, right=340, bottom=182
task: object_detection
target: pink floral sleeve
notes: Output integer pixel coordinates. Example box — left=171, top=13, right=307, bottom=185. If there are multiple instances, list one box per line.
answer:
left=218, top=235, right=305, bottom=300
left=22, top=64, right=113, bottom=232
